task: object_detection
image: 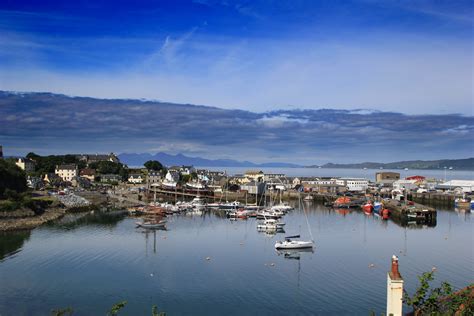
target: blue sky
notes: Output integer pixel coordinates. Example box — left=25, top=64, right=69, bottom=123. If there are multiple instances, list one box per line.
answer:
left=0, top=0, right=472, bottom=114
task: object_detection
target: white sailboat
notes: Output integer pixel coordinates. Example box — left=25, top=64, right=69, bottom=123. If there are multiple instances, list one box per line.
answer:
left=275, top=235, right=313, bottom=249
left=275, top=194, right=314, bottom=250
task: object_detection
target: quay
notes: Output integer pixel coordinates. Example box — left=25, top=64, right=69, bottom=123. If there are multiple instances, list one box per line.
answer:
left=383, top=199, right=436, bottom=225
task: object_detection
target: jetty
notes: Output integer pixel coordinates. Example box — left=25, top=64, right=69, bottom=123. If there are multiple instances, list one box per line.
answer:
left=383, top=199, right=436, bottom=225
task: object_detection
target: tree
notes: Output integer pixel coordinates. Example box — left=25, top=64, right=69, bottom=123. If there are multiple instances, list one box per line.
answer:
left=404, top=271, right=474, bottom=315
left=144, top=160, right=164, bottom=171
left=0, top=159, right=27, bottom=198
left=89, top=161, right=121, bottom=174
left=179, top=174, right=191, bottom=184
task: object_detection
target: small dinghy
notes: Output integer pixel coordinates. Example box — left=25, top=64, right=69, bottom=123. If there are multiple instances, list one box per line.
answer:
left=275, top=235, right=313, bottom=249
left=136, top=220, right=166, bottom=229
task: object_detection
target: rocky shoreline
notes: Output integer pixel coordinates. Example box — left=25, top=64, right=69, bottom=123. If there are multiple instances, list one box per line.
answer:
left=0, top=191, right=114, bottom=232
left=0, top=207, right=67, bottom=231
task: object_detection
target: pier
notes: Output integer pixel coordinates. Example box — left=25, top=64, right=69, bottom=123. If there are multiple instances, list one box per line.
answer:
left=383, top=199, right=437, bottom=225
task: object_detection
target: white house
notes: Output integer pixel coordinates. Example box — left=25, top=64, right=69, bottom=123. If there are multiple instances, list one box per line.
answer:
left=128, top=174, right=144, bottom=184
left=55, top=164, right=78, bottom=182
left=335, top=178, right=369, bottom=192
left=165, top=170, right=180, bottom=183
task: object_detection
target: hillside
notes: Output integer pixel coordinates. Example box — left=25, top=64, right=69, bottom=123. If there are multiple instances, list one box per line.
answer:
left=315, top=158, right=474, bottom=170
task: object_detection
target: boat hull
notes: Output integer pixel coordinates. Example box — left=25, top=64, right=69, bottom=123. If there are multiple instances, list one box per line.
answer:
left=275, top=241, right=313, bottom=249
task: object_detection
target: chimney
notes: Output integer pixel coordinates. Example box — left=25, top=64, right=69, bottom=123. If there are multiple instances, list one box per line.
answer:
left=391, top=255, right=401, bottom=280
left=387, top=255, right=404, bottom=316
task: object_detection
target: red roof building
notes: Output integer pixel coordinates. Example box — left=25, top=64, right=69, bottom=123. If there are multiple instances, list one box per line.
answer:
left=405, top=175, right=426, bottom=181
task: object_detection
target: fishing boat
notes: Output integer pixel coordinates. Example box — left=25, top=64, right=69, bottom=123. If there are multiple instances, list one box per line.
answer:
left=373, top=201, right=383, bottom=214
left=381, top=208, right=390, bottom=220
left=219, top=201, right=242, bottom=210
left=454, top=196, right=473, bottom=210
left=136, top=219, right=166, bottom=229
left=362, top=201, right=373, bottom=213
left=333, top=196, right=352, bottom=208
left=275, top=235, right=313, bottom=249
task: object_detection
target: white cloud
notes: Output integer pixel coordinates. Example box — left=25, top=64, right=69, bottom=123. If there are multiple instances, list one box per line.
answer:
left=0, top=31, right=472, bottom=115
left=257, top=114, right=309, bottom=127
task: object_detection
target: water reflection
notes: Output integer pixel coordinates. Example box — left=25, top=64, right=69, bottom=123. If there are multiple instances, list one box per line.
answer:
left=276, top=248, right=314, bottom=260
left=47, top=210, right=127, bottom=230
left=0, top=230, right=31, bottom=261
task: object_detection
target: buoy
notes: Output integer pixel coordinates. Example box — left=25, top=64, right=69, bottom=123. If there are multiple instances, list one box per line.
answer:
left=369, top=263, right=375, bottom=268
left=432, top=266, right=437, bottom=271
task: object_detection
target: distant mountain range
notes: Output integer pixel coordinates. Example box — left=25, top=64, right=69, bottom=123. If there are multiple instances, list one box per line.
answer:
left=309, top=158, right=474, bottom=170
left=118, top=152, right=301, bottom=168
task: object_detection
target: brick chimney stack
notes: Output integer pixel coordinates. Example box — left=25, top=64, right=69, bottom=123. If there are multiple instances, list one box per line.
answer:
left=391, top=255, right=402, bottom=280
left=387, top=255, right=404, bottom=316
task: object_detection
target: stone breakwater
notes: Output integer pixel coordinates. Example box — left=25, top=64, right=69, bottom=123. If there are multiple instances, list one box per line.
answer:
left=57, top=193, right=91, bottom=208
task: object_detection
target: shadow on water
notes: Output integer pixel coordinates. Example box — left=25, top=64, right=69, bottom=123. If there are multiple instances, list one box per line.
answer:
left=45, top=209, right=128, bottom=230
left=0, top=230, right=31, bottom=261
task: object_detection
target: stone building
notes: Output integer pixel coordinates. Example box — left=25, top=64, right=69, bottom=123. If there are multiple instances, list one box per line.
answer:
left=375, top=172, right=400, bottom=185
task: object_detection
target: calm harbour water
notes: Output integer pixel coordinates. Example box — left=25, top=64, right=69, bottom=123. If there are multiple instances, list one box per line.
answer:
left=0, top=204, right=473, bottom=315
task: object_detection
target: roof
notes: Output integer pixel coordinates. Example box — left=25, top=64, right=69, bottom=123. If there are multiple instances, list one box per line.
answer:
left=129, top=174, right=143, bottom=178
left=440, top=180, right=474, bottom=186
left=80, top=168, right=96, bottom=176
left=406, top=175, right=426, bottom=180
